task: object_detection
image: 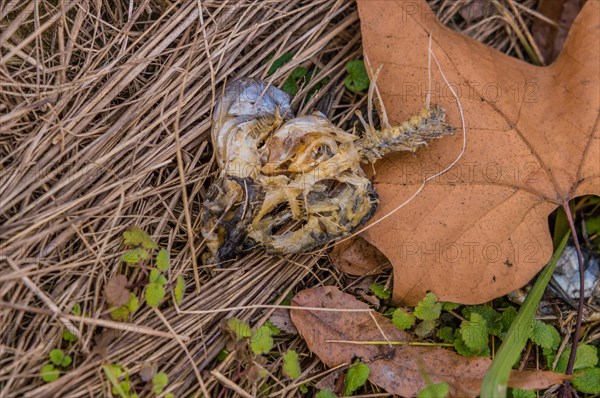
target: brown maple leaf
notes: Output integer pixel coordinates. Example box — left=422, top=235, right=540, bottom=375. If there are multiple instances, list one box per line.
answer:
left=291, top=286, right=566, bottom=397
left=355, top=0, right=599, bottom=304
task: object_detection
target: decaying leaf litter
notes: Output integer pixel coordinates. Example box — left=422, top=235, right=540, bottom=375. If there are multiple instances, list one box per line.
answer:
left=1, top=0, right=598, bottom=397
left=291, top=287, right=567, bottom=397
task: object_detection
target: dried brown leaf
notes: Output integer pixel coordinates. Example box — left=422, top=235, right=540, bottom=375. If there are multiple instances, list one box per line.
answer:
left=315, top=368, right=344, bottom=394
left=139, top=362, right=157, bottom=383
left=291, top=286, right=566, bottom=397
left=104, top=275, right=130, bottom=307
left=357, top=0, right=600, bottom=304
left=91, top=329, right=122, bottom=358
left=330, top=237, right=390, bottom=276
left=269, top=309, right=298, bottom=334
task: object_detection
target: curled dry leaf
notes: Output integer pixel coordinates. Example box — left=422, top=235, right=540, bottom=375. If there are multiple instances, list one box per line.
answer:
left=291, top=286, right=566, bottom=397
left=104, top=275, right=130, bottom=307
left=357, top=0, right=600, bottom=304
left=330, top=237, right=390, bottom=276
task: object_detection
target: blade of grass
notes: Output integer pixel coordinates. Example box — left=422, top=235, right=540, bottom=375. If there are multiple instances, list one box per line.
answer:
left=481, top=232, right=570, bottom=397
left=552, top=207, right=570, bottom=249
left=102, top=365, right=126, bottom=397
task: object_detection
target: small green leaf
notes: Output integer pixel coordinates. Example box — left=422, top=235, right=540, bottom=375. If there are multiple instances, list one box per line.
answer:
left=415, top=319, right=436, bottom=338
left=529, top=320, right=560, bottom=350
left=165, top=393, right=175, bottom=398
left=250, top=325, right=274, bottom=355
left=315, top=390, right=337, bottom=398
left=436, top=326, right=455, bottom=343
left=454, top=337, right=472, bottom=356
left=460, top=313, right=489, bottom=353
left=280, top=291, right=294, bottom=306
left=226, top=317, right=252, bottom=341
left=149, top=269, right=160, bottom=283
left=267, top=52, right=293, bottom=75
left=550, top=325, right=562, bottom=349
left=306, top=75, right=330, bottom=101
left=114, top=378, right=131, bottom=392
left=174, top=275, right=185, bottom=305
left=49, top=349, right=65, bottom=366
left=145, top=283, right=166, bottom=307
left=414, top=293, right=442, bottom=321
left=60, top=354, right=72, bottom=367
left=103, top=364, right=126, bottom=397
left=152, top=372, right=168, bottom=394
left=417, top=382, right=449, bottom=398
left=344, top=360, right=370, bottom=396
left=121, top=247, right=149, bottom=263
left=156, top=274, right=168, bottom=287
left=156, top=249, right=170, bottom=271
left=112, top=380, right=131, bottom=396
left=555, top=344, right=598, bottom=373
left=369, top=283, right=391, bottom=300
left=344, top=60, right=370, bottom=93
left=383, top=307, right=396, bottom=317
left=392, top=308, right=415, bottom=330
left=542, top=346, right=557, bottom=367
left=299, top=384, right=309, bottom=394
left=62, top=329, right=78, bottom=342
left=501, top=306, right=518, bottom=332
left=282, top=350, right=302, bottom=379
left=453, top=335, right=490, bottom=357
left=71, top=303, right=82, bottom=316
left=442, top=302, right=460, bottom=311
left=462, top=306, right=503, bottom=336
left=104, top=364, right=123, bottom=383
left=585, top=216, right=600, bottom=235
left=216, top=349, right=229, bottom=361
left=127, top=293, right=140, bottom=313
left=281, top=67, right=308, bottom=96
left=572, top=367, right=600, bottom=394
left=123, top=227, right=157, bottom=249
left=264, top=320, right=281, bottom=335
left=110, top=306, right=130, bottom=321
left=41, top=364, right=60, bottom=382
left=511, top=388, right=536, bottom=398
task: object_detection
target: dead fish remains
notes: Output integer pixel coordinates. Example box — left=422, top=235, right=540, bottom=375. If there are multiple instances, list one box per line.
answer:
left=200, top=78, right=454, bottom=265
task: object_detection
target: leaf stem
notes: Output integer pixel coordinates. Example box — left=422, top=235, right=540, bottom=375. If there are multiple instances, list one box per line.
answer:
left=561, top=201, right=586, bottom=396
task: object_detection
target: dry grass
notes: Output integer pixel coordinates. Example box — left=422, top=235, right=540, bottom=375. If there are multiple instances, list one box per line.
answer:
left=0, top=1, right=559, bottom=397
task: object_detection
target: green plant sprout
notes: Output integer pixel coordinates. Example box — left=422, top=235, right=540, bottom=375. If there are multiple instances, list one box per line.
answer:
left=106, top=227, right=185, bottom=321
left=40, top=349, right=72, bottom=383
